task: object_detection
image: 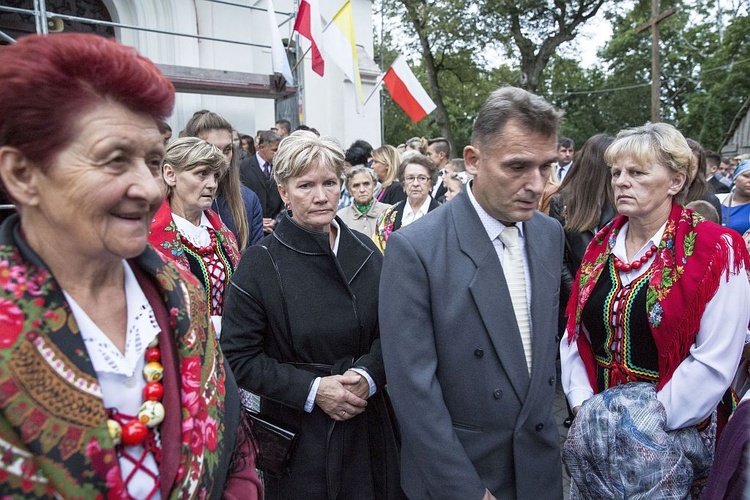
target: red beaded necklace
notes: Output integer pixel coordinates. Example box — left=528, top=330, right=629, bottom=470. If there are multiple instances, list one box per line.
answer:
left=107, top=336, right=166, bottom=447
left=612, top=244, right=658, bottom=272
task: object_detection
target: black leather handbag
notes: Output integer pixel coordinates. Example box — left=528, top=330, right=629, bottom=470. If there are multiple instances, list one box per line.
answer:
left=245, top=411, right=298, bottom=477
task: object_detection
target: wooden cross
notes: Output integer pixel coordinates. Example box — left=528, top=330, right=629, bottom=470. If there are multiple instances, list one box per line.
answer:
left=636, top=0, right=677, bottom=123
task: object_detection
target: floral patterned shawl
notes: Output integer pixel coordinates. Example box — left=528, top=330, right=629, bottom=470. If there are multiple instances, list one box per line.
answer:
left=565, top=203, right=750, bottom=391
left=0, top=216, right=232, bottom=498
left=148, top=200, right=241, bottom=272
left=372, top=201, right=403, bottom=253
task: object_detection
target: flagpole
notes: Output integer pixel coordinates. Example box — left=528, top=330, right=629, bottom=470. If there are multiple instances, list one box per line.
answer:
left=291, top=46, right=311, bottom=74
left=363, top=72, right=386, bottom=107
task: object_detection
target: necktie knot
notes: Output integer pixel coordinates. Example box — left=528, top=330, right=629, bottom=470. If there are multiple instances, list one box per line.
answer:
left=499, top=225, right=519, bottom=248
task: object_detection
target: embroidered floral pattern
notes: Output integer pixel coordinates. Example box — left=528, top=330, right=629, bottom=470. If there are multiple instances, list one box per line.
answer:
left=0, top=226, right=229, bottom=498
left=373, top=203, right=401, bottom=252
left=648, top=302, right=664, bottom=328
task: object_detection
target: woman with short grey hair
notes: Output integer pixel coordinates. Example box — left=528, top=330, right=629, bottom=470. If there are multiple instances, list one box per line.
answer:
left=337, top=165, right=392, bottom=237
left=271, top=131, right=346, bottom=186
left=149, top=137, right=242, bottom=332
left=222, top=130, right=404, bottom=499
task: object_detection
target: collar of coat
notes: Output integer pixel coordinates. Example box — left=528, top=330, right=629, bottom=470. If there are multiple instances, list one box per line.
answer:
left=272, top=211, right=377, bottom=286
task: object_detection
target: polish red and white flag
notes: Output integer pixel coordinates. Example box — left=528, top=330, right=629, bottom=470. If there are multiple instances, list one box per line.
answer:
left=293, top=0, right=324, bottom=76
left=383, top=55, right=437, bottom=122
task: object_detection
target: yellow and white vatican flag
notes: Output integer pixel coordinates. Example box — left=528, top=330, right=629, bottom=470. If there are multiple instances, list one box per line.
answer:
left=322, top=1, right=364, bottom=110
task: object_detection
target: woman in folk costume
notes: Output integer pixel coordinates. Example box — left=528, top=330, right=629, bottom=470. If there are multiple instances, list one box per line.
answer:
left=560, top=122, right=750, bottom=498
left=0, top=34, right=260, bottom=498
left=149, top=137, right=241, bottom=335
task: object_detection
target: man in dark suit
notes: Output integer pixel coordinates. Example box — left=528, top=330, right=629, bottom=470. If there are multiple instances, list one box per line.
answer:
left=554, top=137, right=574, bottom=182
left=706, top=149, right=731, bottom=194
left=380, top=87, right=565, bottom=500
left=240, top=130, right=284, bottom=233
left=426, top=137, right=450, bottom=200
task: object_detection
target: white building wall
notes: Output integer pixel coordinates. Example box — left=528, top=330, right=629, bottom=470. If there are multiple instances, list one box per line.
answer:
left=102, top=0, right=381, bottom=149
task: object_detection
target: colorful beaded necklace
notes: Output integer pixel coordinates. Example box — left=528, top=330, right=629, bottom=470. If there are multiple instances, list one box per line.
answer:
left=107, top=335, right=165, bottom=495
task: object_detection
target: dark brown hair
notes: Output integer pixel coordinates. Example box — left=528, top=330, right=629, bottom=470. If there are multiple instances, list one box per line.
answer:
left=557, top=134, right=615, bottom=232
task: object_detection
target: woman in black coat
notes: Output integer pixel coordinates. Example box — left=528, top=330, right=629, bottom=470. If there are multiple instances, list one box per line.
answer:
left=221, top=131, right=403, bottom=499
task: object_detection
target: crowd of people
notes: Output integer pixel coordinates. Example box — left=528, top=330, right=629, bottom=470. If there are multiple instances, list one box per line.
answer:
left=1, top=33, right=749, bottom=499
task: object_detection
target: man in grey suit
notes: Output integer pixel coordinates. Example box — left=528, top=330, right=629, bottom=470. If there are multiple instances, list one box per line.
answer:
left=380, top=87, right=565, bottom=500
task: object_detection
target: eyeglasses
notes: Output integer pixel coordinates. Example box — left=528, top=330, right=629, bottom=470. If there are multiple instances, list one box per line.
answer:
left=404, top=175, right=430, bottom=184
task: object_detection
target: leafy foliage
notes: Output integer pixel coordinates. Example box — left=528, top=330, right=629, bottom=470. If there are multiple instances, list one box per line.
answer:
left=377, top=0, right=749, bottom=154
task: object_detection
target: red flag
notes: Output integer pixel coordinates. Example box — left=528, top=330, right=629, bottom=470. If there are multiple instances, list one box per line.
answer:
left=383, top=56, right=437, bottom=122
left=293, top=0, right=324, bottom=76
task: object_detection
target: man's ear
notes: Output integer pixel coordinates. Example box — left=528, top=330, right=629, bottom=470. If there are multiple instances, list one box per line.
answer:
left=463, top=145, right=480, bottom=177
left=0, top=146, right=41, bottom=206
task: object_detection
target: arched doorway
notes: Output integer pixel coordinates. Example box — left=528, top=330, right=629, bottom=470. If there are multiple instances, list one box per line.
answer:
left=0, top=0, right=114, bottom=45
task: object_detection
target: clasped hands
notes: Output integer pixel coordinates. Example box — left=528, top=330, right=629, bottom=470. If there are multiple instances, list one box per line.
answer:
left=314, top=369, right=369, bottom=421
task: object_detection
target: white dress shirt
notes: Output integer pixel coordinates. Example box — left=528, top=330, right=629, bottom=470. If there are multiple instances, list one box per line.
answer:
left=467, top=181, right=533, bottom=305
left=431, top=170, right=445, bottom=198
left=64, top=261, right=161, bottom=500
left=560, top=222, right=750, bottom=430
left=556, top=162, right=572, bottom=182
left=256, top=153, right=270, bottom=175
left=401, top=196, right=433, bottom=227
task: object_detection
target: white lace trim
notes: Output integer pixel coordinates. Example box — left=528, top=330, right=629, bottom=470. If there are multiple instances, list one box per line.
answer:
left=173, top=212, right=212, bottom=248
left=64, top=261, right=160, bottom=377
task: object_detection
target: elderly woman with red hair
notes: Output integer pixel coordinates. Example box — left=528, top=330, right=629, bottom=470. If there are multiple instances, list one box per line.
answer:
left=0, top=34, right=260, bottom=498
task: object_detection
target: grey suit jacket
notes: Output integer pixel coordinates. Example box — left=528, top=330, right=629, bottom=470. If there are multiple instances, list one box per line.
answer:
left=379, top=190, right=564, bottom=500
left=239, top=154, right=285, bottom=219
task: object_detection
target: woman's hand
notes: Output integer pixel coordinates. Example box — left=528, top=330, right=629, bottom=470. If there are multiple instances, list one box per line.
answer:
left=315, top=374, right=367, bottom=421
left=342, top=370, right=370, bottom=400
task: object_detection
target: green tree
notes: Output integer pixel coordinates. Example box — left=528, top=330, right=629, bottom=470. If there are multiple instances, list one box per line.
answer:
left=683, top=11, right=750, bottom=150
left=380, top=0, right=607, bottom=152
left=478, top=0, right=608, bottom=93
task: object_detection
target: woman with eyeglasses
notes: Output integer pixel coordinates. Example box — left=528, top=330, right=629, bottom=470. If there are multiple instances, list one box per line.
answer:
left=373, top=154, right=440, bottom=252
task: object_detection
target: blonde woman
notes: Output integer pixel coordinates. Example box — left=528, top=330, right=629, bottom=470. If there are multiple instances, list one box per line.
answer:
left=372, top=145, right=407, bottom=205
left=222, top=131, right=403, bottom=499
left=149, top=137, right=241, bottom=330
left=562, top=123, right=750, bottom=497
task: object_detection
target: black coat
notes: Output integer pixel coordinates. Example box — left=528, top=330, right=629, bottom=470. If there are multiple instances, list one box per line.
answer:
left=239, top=155, right=285, bottom=219
left=378, top=181, right=407, bottom=206
left=221, top=212, right=403, bottom=500
left=708, top=175, right=731, bottom=195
